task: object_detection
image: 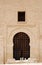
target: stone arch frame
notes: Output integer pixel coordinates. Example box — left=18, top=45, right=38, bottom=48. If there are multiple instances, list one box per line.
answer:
left=7, top=28, right=34, bottom=60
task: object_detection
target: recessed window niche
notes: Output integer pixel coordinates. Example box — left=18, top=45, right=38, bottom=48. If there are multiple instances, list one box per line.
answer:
left=18, top=11, right=25, bottom=22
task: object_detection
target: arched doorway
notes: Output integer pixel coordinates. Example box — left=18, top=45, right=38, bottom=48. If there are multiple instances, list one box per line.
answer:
left=13, top=32, right=30, bottom=60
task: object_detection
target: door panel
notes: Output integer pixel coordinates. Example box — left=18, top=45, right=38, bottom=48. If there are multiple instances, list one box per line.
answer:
left=13, top=32, right=30, bottom=60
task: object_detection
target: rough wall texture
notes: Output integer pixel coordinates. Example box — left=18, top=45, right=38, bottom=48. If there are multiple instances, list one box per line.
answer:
left=0, top=0, right=42, bottom=63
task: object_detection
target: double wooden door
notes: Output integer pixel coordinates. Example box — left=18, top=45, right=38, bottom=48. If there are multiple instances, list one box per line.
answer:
left=13, top=32, right=30, bottom=60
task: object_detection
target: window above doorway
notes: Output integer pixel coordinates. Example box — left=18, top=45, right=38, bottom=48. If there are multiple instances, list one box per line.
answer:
left=18, top=11, right=25, bottom=22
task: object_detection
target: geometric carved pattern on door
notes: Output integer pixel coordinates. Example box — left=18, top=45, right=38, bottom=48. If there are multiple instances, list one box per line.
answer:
left=13, top=32, right=30, bottom=60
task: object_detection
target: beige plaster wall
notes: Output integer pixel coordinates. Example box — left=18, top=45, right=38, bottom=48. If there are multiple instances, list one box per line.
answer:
left=0, top=0, right=42, bottom=63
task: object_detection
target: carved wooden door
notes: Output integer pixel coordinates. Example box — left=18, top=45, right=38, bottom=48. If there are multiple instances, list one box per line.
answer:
left=13, top=32, right=30, bottom=60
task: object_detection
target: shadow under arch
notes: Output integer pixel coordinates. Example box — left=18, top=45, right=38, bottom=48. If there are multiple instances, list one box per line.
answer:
left=13, top=32, right=30, bottom=60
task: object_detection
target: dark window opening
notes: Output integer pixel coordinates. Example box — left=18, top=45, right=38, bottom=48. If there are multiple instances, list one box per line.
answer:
left=13, top=32, right=30, bottom=60
left=18, top=12, right=25, bottom=21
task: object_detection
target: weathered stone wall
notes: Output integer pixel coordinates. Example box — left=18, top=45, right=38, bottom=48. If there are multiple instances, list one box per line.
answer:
left=0, top=0, right=42, bottom=63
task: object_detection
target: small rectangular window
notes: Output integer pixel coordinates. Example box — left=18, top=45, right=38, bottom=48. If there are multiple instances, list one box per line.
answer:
left=18, top=11, right=25, bottom=22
